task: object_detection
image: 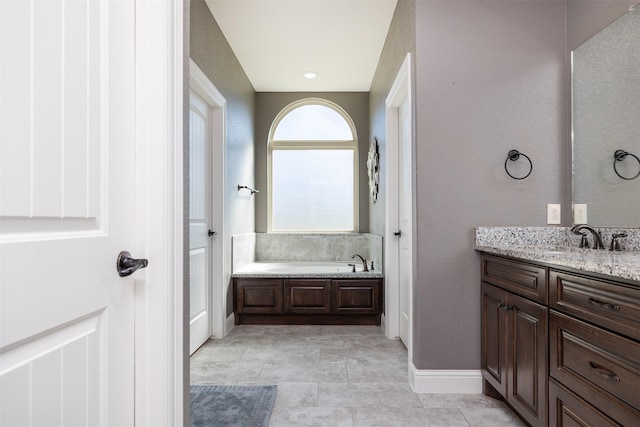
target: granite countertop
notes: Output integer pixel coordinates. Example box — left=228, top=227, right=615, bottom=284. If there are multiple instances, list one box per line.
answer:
left=233, top=271, right=384, bottom=279
left=232, top=261, right=384, bottom=279
left=475, top=244, right=640, bottom=283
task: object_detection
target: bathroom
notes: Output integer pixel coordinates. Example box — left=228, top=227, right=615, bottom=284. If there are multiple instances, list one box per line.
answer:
left=189, top=0, right=640, bottom=424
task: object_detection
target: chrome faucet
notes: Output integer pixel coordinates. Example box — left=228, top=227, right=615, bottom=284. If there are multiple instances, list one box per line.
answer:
left=351, top=254, right=369, bottom=272
left=571, top=225, right=605, bottom=249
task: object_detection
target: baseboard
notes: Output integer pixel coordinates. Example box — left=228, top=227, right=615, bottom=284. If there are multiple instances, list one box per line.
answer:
left=409, top=364, right=483, bottom=393
left=225, top=313, right=235, bottom=337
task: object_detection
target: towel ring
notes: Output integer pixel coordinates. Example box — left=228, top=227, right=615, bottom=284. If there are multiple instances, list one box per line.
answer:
left=504, top=149, right=533, bottom=180
left=613, top=150, right=640, bottom=180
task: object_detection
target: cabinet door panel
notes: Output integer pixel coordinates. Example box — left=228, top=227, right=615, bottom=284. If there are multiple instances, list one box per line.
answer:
left=235, top=279, right=283, bottom=314
left=508, top=292, right=548, bottom=427
left=284, top=280, right=331, bottom=314
left=481, top=282, right=508, bottom=396
left=332, top=280, right=380, bottom=314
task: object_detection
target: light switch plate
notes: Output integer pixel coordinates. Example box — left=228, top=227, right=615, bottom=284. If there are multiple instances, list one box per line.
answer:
left=547, top=204, right=561, bottom=225
left=574, top=204, right=588, bottom=224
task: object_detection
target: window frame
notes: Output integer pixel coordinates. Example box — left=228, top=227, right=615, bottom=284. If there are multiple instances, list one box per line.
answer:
left=267, top=98, right=359, bottom=233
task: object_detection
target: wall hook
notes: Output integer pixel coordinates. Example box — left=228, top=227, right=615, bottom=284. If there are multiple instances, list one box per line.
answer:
left=238, top=185, right=259, bottom=195
left=613, top=150, right=640, bottom=180
left=504, top=149, right=533, bottom=180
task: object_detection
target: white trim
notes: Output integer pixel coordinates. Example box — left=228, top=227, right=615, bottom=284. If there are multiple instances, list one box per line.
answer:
left=225, top=313, right=236, bottom=336
left=409, top=364, right=483, bottom=394
left=190, top=60, right=226, bottom=107
left=189, top=59, right=227, bottom=340
left=134, top=1, right=184, bottom=426
left=384, top=53, right=412, bottom=345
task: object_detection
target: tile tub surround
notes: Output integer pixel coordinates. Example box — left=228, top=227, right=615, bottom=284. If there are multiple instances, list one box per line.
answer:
left=475, top=227, right=640, bottom=282
left=233, top=233, right=383, bottom=273
left=190, top=325, right=525, bottom=427
left=232, top=233, right=256, bottom=273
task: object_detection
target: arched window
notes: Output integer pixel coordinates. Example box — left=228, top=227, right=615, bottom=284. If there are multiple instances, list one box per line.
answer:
left=268, top=98, right=358, bottom=232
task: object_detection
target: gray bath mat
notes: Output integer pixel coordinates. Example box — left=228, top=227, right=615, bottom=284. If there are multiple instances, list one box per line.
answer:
left=190, top=385, right=277, bottom=427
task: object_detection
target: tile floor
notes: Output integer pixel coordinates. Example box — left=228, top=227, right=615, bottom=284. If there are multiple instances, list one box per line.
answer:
left=190, top=325, right=526, bottom=427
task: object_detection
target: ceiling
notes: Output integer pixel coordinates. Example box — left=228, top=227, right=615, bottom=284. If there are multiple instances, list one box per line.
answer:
left=204, top=0, right=398, bottom=92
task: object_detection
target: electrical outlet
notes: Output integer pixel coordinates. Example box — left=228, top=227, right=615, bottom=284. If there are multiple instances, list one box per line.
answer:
left=574, top=204, right=588, bottom=224
left=547, top=204, right=561, bottom=225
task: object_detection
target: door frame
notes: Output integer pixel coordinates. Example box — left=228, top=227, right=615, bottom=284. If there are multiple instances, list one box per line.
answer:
left=189, top=58, right=228, bottom=340
left=384, top=53, right=413, bottom=356
left=134, top=1, right=185, bottom=425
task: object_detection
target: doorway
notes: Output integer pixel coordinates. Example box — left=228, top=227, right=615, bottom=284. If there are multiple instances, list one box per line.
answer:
left=384, top=53, right=414, bottom=355
left=189, top=59, right=227, bottom=351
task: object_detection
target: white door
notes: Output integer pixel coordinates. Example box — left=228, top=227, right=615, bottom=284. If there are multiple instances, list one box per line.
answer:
left=0, top=1, right=137, bottom=425
left=189, top=90, right=213, bottom=355
left=398, top=95, right=412, bottom=349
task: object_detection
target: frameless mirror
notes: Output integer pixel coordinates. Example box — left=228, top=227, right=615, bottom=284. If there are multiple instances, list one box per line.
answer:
left=572, top=4, right=640, bottom=227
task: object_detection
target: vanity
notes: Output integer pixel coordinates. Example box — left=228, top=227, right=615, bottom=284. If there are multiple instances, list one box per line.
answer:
left=476, top=238, right=640, bottom=427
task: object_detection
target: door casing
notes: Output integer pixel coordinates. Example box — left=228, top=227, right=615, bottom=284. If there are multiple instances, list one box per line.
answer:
left=133, top=1, right=185, bottom=425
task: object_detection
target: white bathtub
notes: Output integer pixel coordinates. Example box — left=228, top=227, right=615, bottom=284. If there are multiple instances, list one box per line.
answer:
left=233, top=261, right=381, bottom=277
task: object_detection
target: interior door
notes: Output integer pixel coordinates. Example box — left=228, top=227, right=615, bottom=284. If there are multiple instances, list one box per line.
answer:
left=189, top=90, right=212, bottom=355
left=398, top=95, right=412, bottom=348
left=0, top=1, right=137, bottom=425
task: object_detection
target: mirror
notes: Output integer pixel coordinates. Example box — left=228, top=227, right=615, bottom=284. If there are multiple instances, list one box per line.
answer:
left=572, top=4, right=640, bottom=227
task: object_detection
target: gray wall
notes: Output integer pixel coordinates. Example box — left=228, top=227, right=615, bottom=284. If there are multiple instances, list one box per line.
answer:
left=369, top=0, right=416, bottom=237
left=190, top=0, right=256, bottom=315
left=369, top=0, right=569, bottom=370
left=254, top=92, right=370, bottom=233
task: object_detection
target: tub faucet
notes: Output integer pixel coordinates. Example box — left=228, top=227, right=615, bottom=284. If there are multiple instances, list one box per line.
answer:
left=351, top=254, right=369, bottom=272
left=571, top=225, right=605, bottom=249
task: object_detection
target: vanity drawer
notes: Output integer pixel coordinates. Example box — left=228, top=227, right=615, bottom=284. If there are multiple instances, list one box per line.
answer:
left=550, top=311, right=640, bottom=420
left=481, top=255, right=547, bottom=303
left=549, top=270, right=640, bottom=341
left=549, top=379, right=619, bottom=427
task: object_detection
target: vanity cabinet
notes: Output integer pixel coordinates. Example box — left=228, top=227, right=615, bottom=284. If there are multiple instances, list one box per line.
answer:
left=234, top=277, right=382, bottom=325
left=480, top=254, right=640, bottom=427
left=548, top=270, right=640, bottom=427
left=481, top=256, right=548, bottom=427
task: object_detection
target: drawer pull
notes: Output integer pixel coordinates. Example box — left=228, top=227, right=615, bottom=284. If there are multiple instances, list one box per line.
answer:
left=589, top=361, right=621, bottom=383
left=588, top=298, right=621, bottom=312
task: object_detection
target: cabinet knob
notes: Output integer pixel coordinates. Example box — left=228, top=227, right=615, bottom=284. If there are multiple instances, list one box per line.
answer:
left=498, top=303, right=513, bottom=311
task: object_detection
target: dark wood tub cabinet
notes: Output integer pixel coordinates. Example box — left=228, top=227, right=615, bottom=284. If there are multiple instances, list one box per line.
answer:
left=234, top=277, right=382, bottom=325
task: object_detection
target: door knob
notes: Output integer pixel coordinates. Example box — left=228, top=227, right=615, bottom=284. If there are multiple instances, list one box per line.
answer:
left=208, top=229, right=217, bottom=237
left=117, top=251, right=149, bottom=277
left=393, top=230, right=402, bottom=237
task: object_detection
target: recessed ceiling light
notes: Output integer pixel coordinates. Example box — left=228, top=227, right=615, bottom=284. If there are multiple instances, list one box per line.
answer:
left=303, top=72, right=317, bottom=79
